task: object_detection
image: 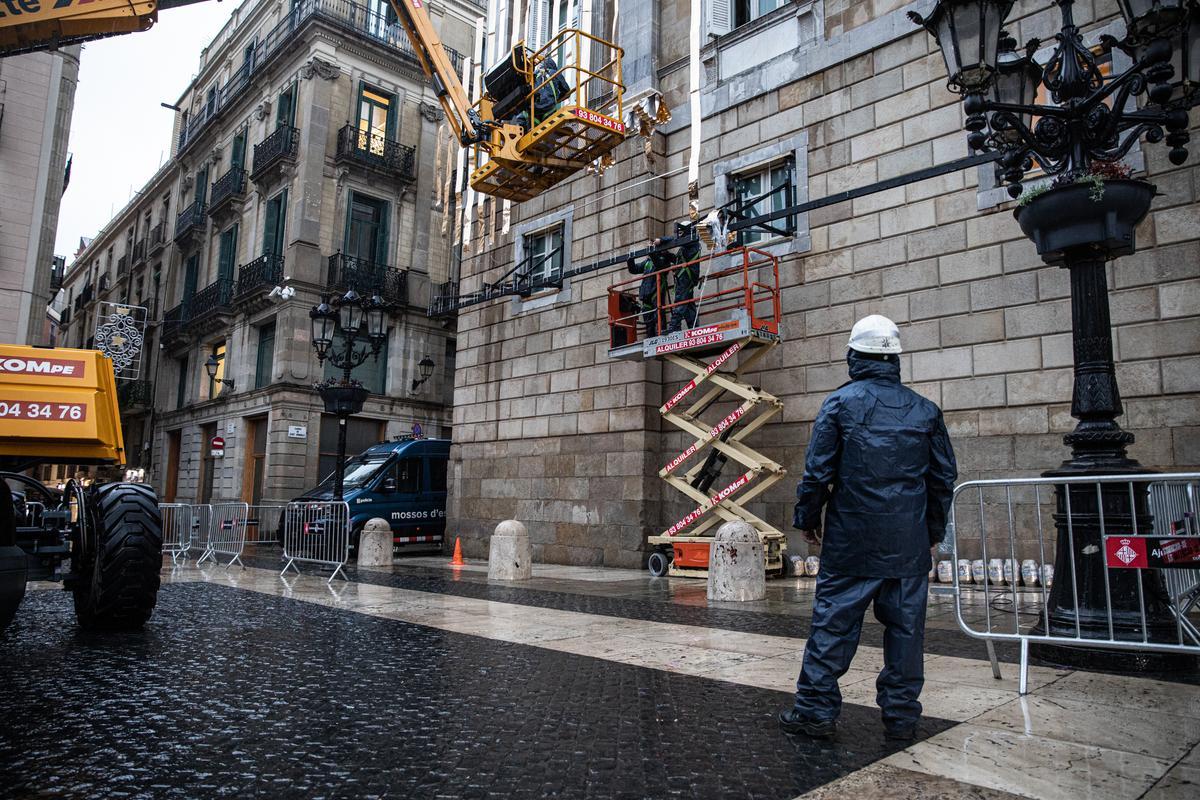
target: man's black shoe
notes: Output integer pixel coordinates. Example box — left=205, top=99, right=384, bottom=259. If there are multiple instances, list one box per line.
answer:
left=778, top=709, right=836, bottom=739
left=884, top=725, right=916, bottom=742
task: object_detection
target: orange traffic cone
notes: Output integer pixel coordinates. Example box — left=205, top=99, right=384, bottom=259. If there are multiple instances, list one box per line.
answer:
left=449, top=537, right=464, bottom=566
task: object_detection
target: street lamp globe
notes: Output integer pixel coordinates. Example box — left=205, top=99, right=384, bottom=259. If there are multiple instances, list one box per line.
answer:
left=418, top=356, right=435, bottom=381
left=309, top=301, right=337, bottom=361
left=366, top=294, right=387, bottom=343
left=337, top=290, right=364, bottom=336
left=203, top=353, right=220, bottom=380
left=909, top=0, right=1015, bottom=93
left=990, top=32, right=1043, bottom=145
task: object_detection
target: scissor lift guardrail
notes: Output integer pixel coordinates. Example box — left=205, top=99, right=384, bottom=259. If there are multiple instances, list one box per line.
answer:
left=609, top=247, right=786, bottom=577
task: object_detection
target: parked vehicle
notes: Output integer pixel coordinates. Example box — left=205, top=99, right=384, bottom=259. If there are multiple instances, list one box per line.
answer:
left=284, top=437, right=450, bottom=556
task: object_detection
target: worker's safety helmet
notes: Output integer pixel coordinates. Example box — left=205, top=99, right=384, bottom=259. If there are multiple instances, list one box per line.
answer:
left=848, top=315, right=902, bottom=355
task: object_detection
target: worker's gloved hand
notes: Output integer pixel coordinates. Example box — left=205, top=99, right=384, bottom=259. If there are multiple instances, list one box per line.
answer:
left=802, top=527, right=822, bottom=546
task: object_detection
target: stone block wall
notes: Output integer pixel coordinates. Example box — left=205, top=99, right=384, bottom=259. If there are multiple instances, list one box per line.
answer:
left=449, top=0, right=1200, bottom=567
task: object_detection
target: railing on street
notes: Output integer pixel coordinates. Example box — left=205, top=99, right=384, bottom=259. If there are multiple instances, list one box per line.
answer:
left=197, top=502, right=250, bottom=568
left=281, top=500, right=351, bottom=583
left=186, top=503, right=213, bottom=561
left=949, top=473, right=1200, bottom=694
left=243, top=504, right=287, bottom=547
left=160, top=503, right=193, bottom=564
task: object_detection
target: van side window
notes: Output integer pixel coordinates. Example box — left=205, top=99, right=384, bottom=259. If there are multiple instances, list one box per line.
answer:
left=429, top=459, right=447, bottom=493
left=394, top=458, right=421, bottom=493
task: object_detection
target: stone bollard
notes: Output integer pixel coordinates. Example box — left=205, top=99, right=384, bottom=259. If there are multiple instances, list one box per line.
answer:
left=357, top=518, right=392, bottom=567
left=488, top=519, right=533, bottom=581
left=707, top=521, right=766, bottom=602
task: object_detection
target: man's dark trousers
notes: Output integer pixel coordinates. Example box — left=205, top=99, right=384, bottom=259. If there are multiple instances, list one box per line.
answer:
left=793, top=570, right=928, bottom=729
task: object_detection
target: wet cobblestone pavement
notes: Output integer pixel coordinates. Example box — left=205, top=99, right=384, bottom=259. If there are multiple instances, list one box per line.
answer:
left=0, top=583, right=954, bottom=800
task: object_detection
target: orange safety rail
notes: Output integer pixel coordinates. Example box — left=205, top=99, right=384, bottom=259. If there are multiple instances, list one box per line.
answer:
left=607, top=247, right=781, bottom=349
left=469, top=28, right=626, bottom=202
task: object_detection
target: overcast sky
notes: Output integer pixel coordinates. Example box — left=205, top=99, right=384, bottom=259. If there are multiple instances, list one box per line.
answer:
left=54, top=3, right=239, bottom=263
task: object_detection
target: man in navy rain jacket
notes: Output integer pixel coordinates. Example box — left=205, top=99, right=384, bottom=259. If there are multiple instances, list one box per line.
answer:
left=779, top=315, right=957, bottom=741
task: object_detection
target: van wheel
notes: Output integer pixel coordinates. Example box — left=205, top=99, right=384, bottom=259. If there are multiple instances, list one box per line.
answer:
left=647, top=549, right=671, bottom=577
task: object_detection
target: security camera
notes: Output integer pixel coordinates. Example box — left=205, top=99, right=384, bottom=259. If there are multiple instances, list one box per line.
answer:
left=268, top=286, right=282, bottom=299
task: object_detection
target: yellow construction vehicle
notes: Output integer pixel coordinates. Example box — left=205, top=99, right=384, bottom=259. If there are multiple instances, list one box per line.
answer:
left=0, top=0, right=627, bottom=203
left=0, top=345, right=162, bottom=633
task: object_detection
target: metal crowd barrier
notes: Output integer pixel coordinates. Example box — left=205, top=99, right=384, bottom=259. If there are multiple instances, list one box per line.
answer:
left=950, top=473, right=1200, bottom=694
left=186, top=503, right=212, bottom=560
left=159, top=503, right=193, bottom=564
left=281, top=500, right=351, bottom=583
left=197, top=502, right=249, bottom=568
left=243, top=504, right=287, bottom=548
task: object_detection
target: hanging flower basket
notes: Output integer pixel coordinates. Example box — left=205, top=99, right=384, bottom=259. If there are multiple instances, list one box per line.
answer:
left=1014, top=178, right=1156, bottom=266
left=318, top=384, right=369, bottom=416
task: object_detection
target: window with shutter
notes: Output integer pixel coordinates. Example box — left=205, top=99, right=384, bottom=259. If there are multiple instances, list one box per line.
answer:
left=707, top=0, right=732, bottom=37
left=217, top=225, right=239, bottom=283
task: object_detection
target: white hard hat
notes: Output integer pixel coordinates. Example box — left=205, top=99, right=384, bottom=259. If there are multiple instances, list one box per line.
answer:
left=848, top=315, right=902, bottom=354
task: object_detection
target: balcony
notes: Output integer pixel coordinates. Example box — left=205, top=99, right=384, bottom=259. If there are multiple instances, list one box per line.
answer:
left=174, top=200, right=207, bottom=243
left=99, top=273, right=111, bottom=293
left=58, top=307, right=71, bottom=326
left=116, top=254, right=129, bottom=276
left=162, top=303, right=186, bottom=348
left=50, top=256, right=65, bottom=292
left=133, top=239, right=148, bottom=266
left=74, top=283, right=93, bottom=312
left=327, top=253, right=407, bottom=307
left=117, top=380, right=154, bottom=412
left=173, top=0, right=461, bottom=156
left=234, top=253, right=285, bottom=311
left=208, top=168, right=247, bottom=216
left=335, top=125, right=416, bottom=182
left=148, top=221, right=167, bottom=255
left=250, top=126, right=298, bottom=183
left=185, top=278, right=234, bottom=335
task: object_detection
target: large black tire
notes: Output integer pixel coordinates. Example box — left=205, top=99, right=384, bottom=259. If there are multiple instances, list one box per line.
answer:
left=0, top=483, right=26, bottom=634
left=73, top=482, right=162, bottom=631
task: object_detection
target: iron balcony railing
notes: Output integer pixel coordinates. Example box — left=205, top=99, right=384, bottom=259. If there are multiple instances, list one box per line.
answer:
left=58, top=307, right=70, bottom=326
left=428, top=280, right=459, bottom=317
left=116, top=254, right=129, bottom=276
left=117, top=380, right=153, bottom=410
left=209, top=168, right=247, bottom=213
left=174, top=200, right=207, bottom=241
left=335, top=125, right=416, bottom=181
left=174, top=0, right=461, bottom=155
left=148, top=221, right=167, bottom=253
left=74, top=283, right=93, bottom=311
left=99, top=273, right=111, bottom=292
left=187, top=278, right=234, bottom=328
left=327, top=253, right=407, bottom=306
left=50, top=256, right=65, bottom=292
left=132, top=239, right=147, bottom=265
left=251, top=126, right=298, bottom=180
left=236, top=253, right=284, bottom=299
left=162, top=303, right=185, bottom=342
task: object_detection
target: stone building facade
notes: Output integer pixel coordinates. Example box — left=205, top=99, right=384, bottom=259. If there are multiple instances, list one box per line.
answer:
left=0, top=48, right=79, bottom=346
left=447, top=0, right=1200, bottom=568
left=61, top=0, right=481, bottom=504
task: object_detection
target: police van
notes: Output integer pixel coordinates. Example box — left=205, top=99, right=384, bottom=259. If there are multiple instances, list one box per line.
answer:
left=290, top=437, right=450, bottom=555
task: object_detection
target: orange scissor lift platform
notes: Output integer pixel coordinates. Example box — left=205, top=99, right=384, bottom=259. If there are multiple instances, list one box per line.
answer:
left=608, top=247, right=787, bottom=578
left=468, top=29, right=627, bottom=202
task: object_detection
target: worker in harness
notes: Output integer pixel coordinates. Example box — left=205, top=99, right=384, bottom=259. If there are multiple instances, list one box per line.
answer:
left=779, top=315, right=958, bottom=742
left=626, top=239, right=675, bottom=338
left=666, top=221, right=703, bottom=333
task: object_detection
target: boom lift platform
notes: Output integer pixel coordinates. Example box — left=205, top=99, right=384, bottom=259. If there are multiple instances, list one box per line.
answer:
left=608, top=248, right=787, bottom=578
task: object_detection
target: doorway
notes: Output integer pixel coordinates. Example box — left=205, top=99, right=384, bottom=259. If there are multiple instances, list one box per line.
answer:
left=199, top=422, right=217, bottom=504
left=242, top=416, right=268, bottom=505
left=165, top=429, right=181, bottom=502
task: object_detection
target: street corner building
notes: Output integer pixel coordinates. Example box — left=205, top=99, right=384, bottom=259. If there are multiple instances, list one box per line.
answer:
left=55, top=0, right=483, bottom=503
left=444, top=0, right=1200, bottom=568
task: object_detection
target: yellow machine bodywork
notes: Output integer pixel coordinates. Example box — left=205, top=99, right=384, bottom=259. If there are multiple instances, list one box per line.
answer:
left=0, top=0, right=157, bottom=56
left=0, top=345, right=125, bottom=465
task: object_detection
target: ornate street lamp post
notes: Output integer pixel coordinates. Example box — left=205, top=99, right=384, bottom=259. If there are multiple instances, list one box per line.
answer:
left=310, top=291, right=388, bottom=501
left=911, top=0, right=1199, bottom=669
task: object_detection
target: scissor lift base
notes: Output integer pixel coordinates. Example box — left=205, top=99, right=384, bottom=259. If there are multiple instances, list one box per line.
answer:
left=648, top=533, right=787, bottom=579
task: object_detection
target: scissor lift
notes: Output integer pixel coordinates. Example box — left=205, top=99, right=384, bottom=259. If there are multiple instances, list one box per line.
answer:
left=608, top=247, right=787, bottom=578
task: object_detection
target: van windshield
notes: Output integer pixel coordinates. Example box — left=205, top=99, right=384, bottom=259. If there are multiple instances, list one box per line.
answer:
left=318, top=456, right=388, bottom=491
